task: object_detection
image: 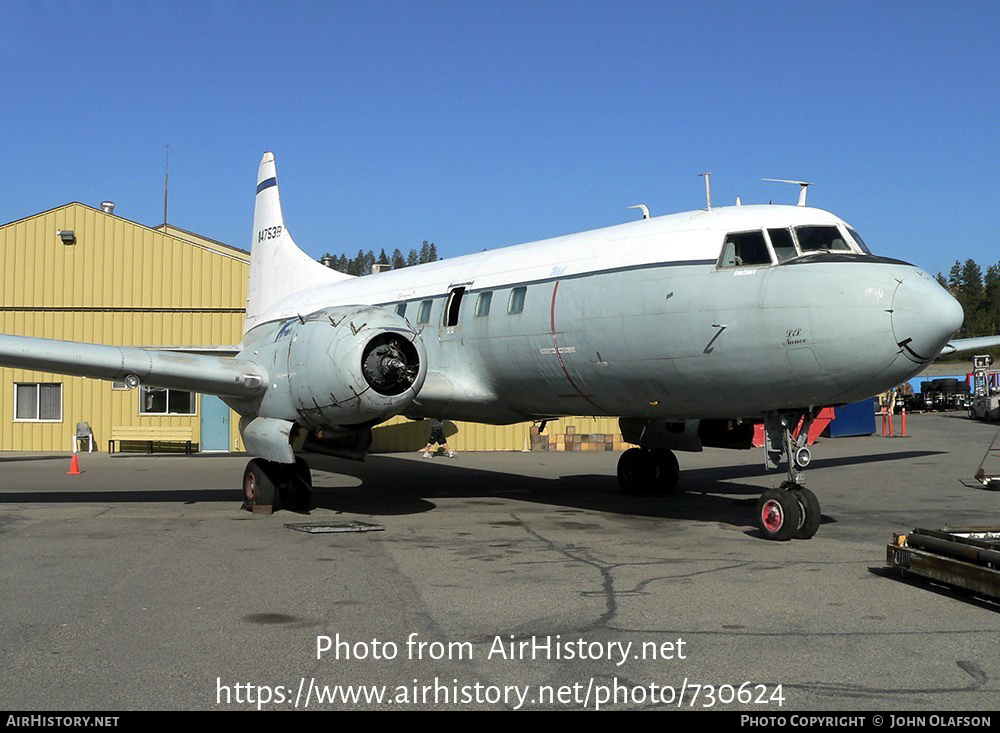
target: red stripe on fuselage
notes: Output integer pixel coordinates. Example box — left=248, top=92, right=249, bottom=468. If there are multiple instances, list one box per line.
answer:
left=549, top=280, right=608, bottom=414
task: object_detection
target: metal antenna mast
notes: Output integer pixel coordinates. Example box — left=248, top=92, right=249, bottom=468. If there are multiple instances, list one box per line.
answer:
left=163, top=145, right=170, bottom=227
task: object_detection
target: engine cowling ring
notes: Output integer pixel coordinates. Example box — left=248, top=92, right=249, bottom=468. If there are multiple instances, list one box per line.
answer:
left=283, top=305, right=427, bottom=429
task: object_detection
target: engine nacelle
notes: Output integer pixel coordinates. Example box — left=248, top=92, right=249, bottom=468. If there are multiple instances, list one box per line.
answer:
left=248, top=305, right=426, bottom=431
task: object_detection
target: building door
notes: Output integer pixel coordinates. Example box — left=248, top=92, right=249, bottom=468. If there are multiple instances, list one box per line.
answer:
left=200, top=395, right=230, bottom=452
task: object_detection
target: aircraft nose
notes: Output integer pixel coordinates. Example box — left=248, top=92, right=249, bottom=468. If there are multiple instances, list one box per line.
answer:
left=890, top=271, right=964, bottom=363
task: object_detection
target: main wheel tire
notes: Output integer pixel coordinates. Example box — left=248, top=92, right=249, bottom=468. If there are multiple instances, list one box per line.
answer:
left=651, top=448, right=682, bottom=494
left=791, top=486, right=821, bottom=540
left=294, top=457, right=312, bottom=487
left=618, top=448, right=655, bottom=495
left=756, top=488, right=801, bottom=541
left=243, top=459, right=276, bottom=509
left=287, top=457, right=313, bottom=512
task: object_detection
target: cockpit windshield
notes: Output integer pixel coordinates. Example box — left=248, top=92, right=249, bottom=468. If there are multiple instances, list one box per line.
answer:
left=847, top=227, right=873, bottom=255
left=718, top=224, right=873, bottom=269
left=718, top=230, right=771, bottom=267
left=795, top=225, right=850, bottom=252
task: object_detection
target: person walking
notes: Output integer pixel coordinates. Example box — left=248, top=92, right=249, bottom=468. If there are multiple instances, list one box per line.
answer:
left=421, top=418, right=456, bottom=458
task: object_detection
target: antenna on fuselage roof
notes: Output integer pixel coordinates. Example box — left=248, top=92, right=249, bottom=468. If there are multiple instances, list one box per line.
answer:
left=762, top=178, right=812, bottom=207
left=627, top=204, right=650, bottom=220
left=698, top=172, right=712, bottom=210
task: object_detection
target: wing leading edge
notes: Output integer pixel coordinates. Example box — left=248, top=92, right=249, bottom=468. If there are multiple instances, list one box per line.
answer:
left=940, top=335, right=1000, bottom=357
left=0, top=334, right=266, bottom=397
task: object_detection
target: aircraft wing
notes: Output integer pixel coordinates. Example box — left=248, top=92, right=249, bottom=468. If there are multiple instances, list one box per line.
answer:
left=0, top=334, right=266, bottom=397
left=939, top=335, right=1000, bottom=357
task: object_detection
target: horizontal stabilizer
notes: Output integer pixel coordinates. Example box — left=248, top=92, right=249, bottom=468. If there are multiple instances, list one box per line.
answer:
left=0, top=334, right=267, bottom=397
left=939, top=335, right=1000, bottom=357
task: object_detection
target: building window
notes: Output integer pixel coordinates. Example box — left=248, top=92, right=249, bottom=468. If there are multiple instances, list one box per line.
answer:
left=475, top=291, right=493, bottom=317
left=14, top=383, right=62, bottom=421
left=417, top=300, right=433, bottom=324
left=140, top=386, right=195, bottom=415
left=508, top=286, right=527, bottom=314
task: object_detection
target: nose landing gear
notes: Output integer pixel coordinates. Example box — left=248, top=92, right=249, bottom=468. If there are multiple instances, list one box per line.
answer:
left=756, top=484, right=821, bottom=541
left=757, top=412, right=822, bottom=540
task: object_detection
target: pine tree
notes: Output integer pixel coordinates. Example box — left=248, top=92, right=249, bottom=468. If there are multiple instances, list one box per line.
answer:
left=349, top=249, right=366, bottom=276
left=984, top=262, right=1000, bottom=336
left=391, top=248, right=406, bottom=269
left=947, top=260, right=961, bottom=291
left=428, top=242, right=438, bottom=262
left=957, top=259, right=984, bottom=336
left=419, top=240, right=431, bottom=264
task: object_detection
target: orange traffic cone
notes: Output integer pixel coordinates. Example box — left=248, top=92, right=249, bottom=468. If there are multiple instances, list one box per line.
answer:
left=67, top=453, right=82, bottom=475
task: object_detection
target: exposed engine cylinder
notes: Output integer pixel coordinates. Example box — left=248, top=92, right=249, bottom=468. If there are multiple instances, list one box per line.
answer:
left=361, top=333, right=421, bottom=396
left=277, top=305, right=426, bottom=429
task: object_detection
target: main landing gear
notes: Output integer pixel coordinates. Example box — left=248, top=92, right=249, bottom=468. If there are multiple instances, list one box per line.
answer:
left=756, top=412, right=822, bottom=541
left=617, top=447, right=682, bottom=495
left=242, top=457, right=313, bottom=513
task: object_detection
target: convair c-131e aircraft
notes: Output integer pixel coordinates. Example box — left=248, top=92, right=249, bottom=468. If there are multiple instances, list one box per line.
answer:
left=1, top=153, right=995, bottom=540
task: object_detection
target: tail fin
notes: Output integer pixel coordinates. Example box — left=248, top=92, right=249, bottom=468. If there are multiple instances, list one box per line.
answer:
left=245, top=152, right=352, bottom=334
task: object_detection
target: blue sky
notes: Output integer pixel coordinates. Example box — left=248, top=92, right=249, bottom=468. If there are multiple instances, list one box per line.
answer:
left=2, top=1, right=997, bottom=278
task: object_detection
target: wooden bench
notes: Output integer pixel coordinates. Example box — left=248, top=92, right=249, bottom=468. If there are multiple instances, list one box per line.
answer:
left=109, top=426, right=194, bottom=455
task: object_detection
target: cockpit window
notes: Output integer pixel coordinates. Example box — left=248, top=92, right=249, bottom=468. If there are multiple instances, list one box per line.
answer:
left=767, top=228, right=798, bottom=262
left=795, top=225, right=850, bottom=252
left=847, top=227, right=873, bottom=255
left=718, top=230, right=772, bottom=267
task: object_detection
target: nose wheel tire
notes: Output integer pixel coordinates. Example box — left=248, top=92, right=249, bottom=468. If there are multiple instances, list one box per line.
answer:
left=790, top=486, right=821, bottom=539
left=756, top=488, right=801, bottom=541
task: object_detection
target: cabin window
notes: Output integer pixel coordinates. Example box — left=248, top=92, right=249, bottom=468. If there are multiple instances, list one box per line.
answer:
left=14, top=383, right=62, bottom=421
left=395, top=303, right=407, bottom=318
left=139, top=386, right=195, bottom=415
left=847, top=227, right=873, bottom=255
left=718, top=230, right=771, bottom=267
left=417, top=300, right=432, bottom=324
left=508, top=286, right=527, bottom=314
left=444, top=287, right=466, bottom=327
left=475, top=291, right=493, bottom=317
left=795, top=225, right=850, bottom=252
left=767, top=228, right=798, bottom=262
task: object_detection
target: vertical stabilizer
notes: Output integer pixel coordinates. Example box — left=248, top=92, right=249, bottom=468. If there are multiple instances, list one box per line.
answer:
left=245, top=152, right=352, bottom=334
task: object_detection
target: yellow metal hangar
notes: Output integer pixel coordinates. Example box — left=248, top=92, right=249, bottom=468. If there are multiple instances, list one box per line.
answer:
left=0, top=201, right=249, bottom=453
left=0, top=201, right=623, bottom=455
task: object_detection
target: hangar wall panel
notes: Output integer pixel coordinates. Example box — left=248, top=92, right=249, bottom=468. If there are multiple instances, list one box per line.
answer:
left=1, top=203, right=249, bottom=452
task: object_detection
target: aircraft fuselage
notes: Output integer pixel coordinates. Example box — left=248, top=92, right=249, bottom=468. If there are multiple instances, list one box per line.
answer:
left=240, top=204, right=961, bottom=427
